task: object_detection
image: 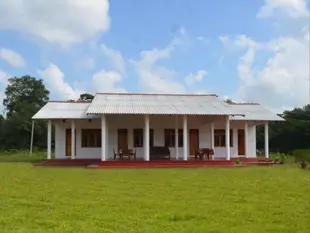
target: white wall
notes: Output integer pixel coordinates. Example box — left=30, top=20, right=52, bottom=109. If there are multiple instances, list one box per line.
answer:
left=53, top=115, right=257, bottom=160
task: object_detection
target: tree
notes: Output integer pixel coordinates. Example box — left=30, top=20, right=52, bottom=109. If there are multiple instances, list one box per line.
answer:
left=224, top=99, right=234, bottom=104
left=79, top=93, right=94, bottom=102
left=3, top=76, right=49, bottom=118
left=1, top=76, right=50, bottom=149
left=256, top=104, right=310, bottom=153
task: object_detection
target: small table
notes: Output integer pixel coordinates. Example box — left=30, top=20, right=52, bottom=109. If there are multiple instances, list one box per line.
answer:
left=196, top=148, right=214, bottom=160
left=127, top=149, right=136, bottom=160
left=114, top=149, right=136, bottom=160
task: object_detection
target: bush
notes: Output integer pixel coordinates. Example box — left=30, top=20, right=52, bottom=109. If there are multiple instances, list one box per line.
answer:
left=293, top=149, right=310, bottom=163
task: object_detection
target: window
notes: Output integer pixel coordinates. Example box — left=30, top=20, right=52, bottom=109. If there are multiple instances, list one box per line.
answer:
left=133, top=129, right=143, bottom=147
left=214, top=129, right=233, bottom=147
left=164, top=129, right=175, bottom=147
left=133, top=129, right=154, bottom=147
left=178, top=129, right=183, bottom=147
left=150, top=129, right=154, bottom=147
left=81, top=129, right=101, bottom=147
left=164, top=129, right=183, bottom=147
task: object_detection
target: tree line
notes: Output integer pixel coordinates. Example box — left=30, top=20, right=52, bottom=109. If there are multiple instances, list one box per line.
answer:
left=0, top=75, right=309, bottom=152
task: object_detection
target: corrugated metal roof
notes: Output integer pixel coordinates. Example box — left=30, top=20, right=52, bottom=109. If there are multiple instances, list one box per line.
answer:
left=229, top=104, right=284, bottom=121
left=32, top=102, right=99, bottom=119
left=86, top=93, right=243, bottom=116
left=31, top=95, right=285, bottom=121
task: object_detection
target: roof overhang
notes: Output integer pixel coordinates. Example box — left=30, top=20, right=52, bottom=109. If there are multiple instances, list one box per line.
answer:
left=32, top=102, right=99, bottom=120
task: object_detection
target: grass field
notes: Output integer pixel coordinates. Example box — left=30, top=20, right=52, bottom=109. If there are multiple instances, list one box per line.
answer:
left=0, top=152, right=309, bottom=233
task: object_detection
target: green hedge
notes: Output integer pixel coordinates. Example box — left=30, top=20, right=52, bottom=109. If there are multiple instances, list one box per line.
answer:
left=293, top=149, right=310, bottom=162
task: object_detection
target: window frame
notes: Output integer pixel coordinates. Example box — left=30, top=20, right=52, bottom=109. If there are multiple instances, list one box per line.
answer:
left=81, top=129, right=101, bottom=148
left=178, top=129, right=183, bottom=147
left=214, top=129, right=233, bottom=147
left=133, top=129, right=143, bottom=147
left=164, top=129, right=184, bottom=147
left=133, top=129, right=154, bottom=147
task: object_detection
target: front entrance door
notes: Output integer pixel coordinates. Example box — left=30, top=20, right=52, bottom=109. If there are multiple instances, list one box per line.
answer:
left=238, top=129, right=245, bottom=155
left=189, top=129, right=199, bottom=156
left=118, top=129, right=128, bottom=151
left=65, top=129, right=76, bottom=157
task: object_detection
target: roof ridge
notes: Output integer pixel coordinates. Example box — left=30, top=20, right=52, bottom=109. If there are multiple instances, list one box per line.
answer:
left=95, top=92, right=218, bottom=97
left=230, top=102, right=260, bottom=105
left=48, top=100, right=91, bottom=103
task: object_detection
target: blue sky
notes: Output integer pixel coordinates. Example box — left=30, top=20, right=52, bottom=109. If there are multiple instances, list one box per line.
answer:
left=0, top=0, right=309, bottom=111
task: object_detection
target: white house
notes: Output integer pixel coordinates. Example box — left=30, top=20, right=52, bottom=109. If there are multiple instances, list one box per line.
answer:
left=32, top=93, right=284, bottom=161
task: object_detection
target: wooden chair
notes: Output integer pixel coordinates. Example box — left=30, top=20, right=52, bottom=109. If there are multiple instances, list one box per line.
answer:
left=118, top=148, right=136, bottom=160
left=196, top=149, right=205, bottom=160
left=113, top=148, right=120, bottom=160
left=114, top=148, right=126, bottom=160
left=128, top=148, right=136, bottom=160
left=200, top=148, right=214, bottom=160
left=122, top=148, right=130, bottom=160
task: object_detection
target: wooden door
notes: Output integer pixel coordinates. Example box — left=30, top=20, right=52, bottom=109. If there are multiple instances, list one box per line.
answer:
left=189, top=129, right=199, bottom=155
left=65, top=129, right=76, bottom=157
left=118, top=129, right=128, bottom=150
left=238, top=129, right=245, bottom=155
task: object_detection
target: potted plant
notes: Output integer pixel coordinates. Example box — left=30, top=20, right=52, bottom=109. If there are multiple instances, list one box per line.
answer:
left=235, top=159, right=241, bottom=165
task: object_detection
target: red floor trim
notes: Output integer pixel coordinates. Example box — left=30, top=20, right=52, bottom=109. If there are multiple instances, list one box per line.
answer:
left=34, top=157, right=273, bottom=168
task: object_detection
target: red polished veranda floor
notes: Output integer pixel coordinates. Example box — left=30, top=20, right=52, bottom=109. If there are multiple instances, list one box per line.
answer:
left=34, top=157, right=273, bottom=168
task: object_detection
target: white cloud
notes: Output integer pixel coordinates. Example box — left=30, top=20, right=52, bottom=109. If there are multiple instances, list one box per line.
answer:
left=92, top=70, right=126, bottom=93
left=0, top=48, right=26, bottom=68
left=237, top=48, right=256, bottom=83
left=234, top=35, right=263, bottom=49
left=38, top=64, right=82, bottom=100
left=101, top=44, right=126, bottom=74
left=257, top=0, right=309, bottom=18
left=220, top=35, right=263, bottom=50
left=219, top=35, right=230, bottom=46
left=185, top=70, right=208, bottom=85
left=76, top=57, right=95, bottom=70
left=235, top=35, right=309, bottom=108
left=0, top=0, right=110, bottom=46
left=0, top=70, right=9, bottom=86
left=38, top=63, right=127, bottom=99
left=131, top=30, right=188, bottom=93
left=233, top=0, right=310, bottom=109
left=197, top=36, right=209, bottom=44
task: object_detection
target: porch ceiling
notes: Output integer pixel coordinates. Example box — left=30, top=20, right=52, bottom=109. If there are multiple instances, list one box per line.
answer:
left=86, top=93, right=244, bottom=116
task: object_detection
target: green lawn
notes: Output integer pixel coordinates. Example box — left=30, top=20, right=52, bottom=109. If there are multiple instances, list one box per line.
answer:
left=0, top=155, right=309, bottom=233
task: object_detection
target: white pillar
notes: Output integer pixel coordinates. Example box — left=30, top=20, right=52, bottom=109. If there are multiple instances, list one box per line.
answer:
left=101, top=115, right=106, bottom=161
left=183, top=115, right=188, bottom=160
left=71, top=120, right=75, bottom=159
left=175, top=116, right=179, bottom=160
left=105, top=117, right=109, bottom=160
left=144, top=115, right=150, bottom=161
left=264, top=122, right=269, bottom=159
left=47, top=120, right=52, bottom=160
left=225, top=116, right=230, bottom=160
left=210, top=122, right=214, bottom=160
left=244, top=121, right=249, bottom=158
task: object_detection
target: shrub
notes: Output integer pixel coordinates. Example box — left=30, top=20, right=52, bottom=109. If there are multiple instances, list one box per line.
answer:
left=293, top=149, right=310, bottom=163
left=235, top=159, right=241, bottom=165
